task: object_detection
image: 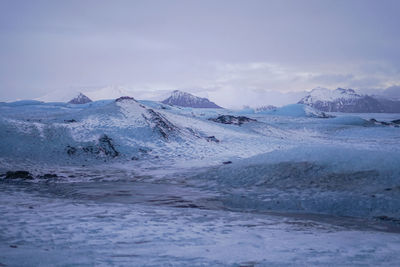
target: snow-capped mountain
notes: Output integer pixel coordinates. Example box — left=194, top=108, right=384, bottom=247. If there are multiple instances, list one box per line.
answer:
left=162, top=90, right=222, bottom=108
left=37, top=86, right=172, bottom=103
left=68, top=93, right=92, bottom=104
left=37, top=86, right=136, bottom=102
left=298, top=87, right=400, bottom=113
left=300, top=87, right=360, bottom=103
left=84, top=86, right=135, bottom=101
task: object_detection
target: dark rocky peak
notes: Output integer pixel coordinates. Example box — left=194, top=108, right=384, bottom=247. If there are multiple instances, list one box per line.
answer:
left=68, top=93, right=92, bottom=104
left=115, top=96, right=136, bottom=102
left=162, top=90, right=222, bottom=108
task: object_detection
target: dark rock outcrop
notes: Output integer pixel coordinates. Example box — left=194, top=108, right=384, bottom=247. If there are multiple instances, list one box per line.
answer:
left=5, top=171, right=33, bottom=180
left=162, top=90, right=222, bottom=108
left=98, top=134, right=119, bottom=157
left=68, top=93, right=92, bottom=104
left=39, top=173, right=58, bottom=179
left=206, top=136, right=220, bottom=143
left=116, top=96, right=135, bottom=102
left=66, top=145, right=77, bottom=155
left=144, top=109, right=178, bottom=139
left=369, top=118, right=400, bottom=127
left=209, top=115, right=256, bottom=126
left=66, top=134, right=119, bottom=158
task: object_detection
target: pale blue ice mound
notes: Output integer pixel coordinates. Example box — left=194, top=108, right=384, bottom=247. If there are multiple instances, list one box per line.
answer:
left=192, top=145, right=400, bottom=219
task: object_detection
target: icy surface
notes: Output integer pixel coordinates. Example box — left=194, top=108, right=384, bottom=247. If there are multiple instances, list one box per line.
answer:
left=2, top=181, right=400, bottom=266
left=262, top=104, right=330, bottom=118
left=1, top=99, right=400, bottom=265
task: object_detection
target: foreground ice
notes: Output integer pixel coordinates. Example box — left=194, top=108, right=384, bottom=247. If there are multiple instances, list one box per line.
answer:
left=0, top=100, right=400, bottom=265
left=1, top=180, right=400, bottom=266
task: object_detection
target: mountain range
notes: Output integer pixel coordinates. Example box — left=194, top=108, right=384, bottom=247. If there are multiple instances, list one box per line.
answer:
left=38, top=86, right=400, bottom=113
left=298, top=87, right=400, bottom=113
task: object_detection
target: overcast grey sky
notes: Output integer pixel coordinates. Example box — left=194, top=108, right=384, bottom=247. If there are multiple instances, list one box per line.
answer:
left=0, top=0, right=399, bottom=106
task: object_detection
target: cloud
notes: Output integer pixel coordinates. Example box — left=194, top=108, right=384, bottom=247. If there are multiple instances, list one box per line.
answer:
left=381, top=85, right=400, bottom=100
left=1, top=1, right=400, bottom=105
left=310, top=74, right=355, bottom=85
left=209, top=62, right=313, bottom=91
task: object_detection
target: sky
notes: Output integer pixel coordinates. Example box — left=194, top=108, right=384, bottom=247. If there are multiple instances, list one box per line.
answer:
left=0, top=0, right=399, bottom=107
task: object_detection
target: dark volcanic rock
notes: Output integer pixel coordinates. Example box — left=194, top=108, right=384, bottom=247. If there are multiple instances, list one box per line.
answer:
left=67, top=135, right=119, bottom=158
left=68, top=93, right=92, bottom=104
left=206, top=136, right=220, bottom=143
left=162, top=90, right=222, bottom=108
left=5, top=171, right=33, bottom=180
left=66, top=145, right=77, bottom=155
left=39, top=173, right=58, bottom=179
left=145, top=109, right=178, bottom=139
left=209, top=115, right=256, bottom=126
left=98, top=134, right=119, bottom=157
left=116, top=96, right=135, bottom=102
left=374, top=216, right=400, bottom=224
left=369, top=118, right=400, bottom=127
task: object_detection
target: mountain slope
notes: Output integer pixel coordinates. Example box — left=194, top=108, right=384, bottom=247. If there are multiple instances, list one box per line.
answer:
left=162, top=90, right=222, bottom=108
left=68, top=93, right=92, bottom=104
left=298, top=87, right=400, bottom=113
left=84, top=86, right=135, bottom=101
left=37, top=86, right=136, bottom=102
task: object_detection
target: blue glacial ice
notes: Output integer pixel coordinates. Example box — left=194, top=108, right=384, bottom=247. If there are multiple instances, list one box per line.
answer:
left=1, top=99, right=400, bottom=265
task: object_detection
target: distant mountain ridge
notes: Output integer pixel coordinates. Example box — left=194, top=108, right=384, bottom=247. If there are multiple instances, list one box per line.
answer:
left=162, top=90, right=222, bottom=108
left=68, top=93, right=92, bottom=104
left=298, top=87, right=400, bottom=113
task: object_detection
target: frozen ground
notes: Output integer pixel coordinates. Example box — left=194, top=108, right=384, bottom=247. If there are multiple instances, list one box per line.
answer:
left=0, top=100, right=400, bottom=266
left=1, top=180, right=400, bottom=266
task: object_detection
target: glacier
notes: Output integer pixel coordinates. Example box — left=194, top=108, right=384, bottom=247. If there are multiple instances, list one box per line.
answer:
left=1, top=99, right=400, bottom=266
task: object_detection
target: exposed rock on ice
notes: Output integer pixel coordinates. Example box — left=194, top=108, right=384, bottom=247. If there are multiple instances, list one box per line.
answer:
left=4, top=171, right=33, bottom=180
left=209, top=115, right=256, bottom=125
left=98, top=134, right=119, bottom=157
left=144, top=109, right=178, bottom=139
left=115, top=96, right=136, bottom=102
left=162, top=90, right=222, bottom=108
left=205, top=136, right=220, bottom=143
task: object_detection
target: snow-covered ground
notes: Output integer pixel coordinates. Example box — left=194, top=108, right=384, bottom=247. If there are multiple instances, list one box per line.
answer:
left=1, top=180, right=400, bottom=266
left=1, top=100, right=400, bottom=266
